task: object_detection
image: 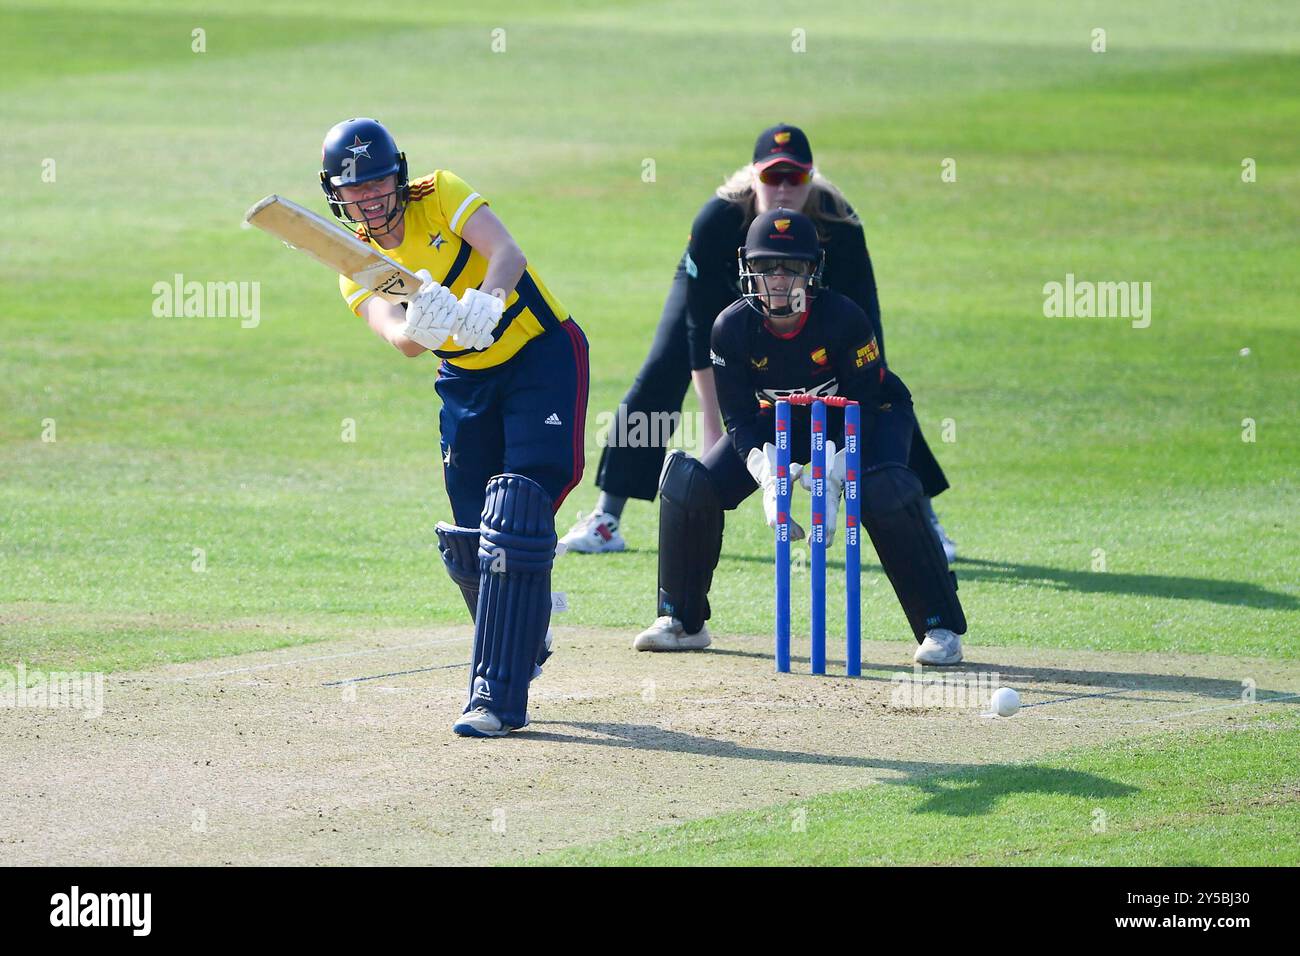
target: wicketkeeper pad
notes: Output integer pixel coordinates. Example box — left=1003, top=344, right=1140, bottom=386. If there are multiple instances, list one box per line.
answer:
left=656, top=452, right=724, bottom=635
left=860, top=463, right=967, bottom=641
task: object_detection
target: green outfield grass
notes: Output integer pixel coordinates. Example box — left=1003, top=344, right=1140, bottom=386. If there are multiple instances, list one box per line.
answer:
left=2, top=1, right=1295, bottom=674
left=1, top=0, right=1296, bottom=868
left=534, top=711, right=1300, bottom=866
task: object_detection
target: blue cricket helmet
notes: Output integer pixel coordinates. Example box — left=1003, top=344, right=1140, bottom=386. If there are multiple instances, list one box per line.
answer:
left=319, top=117, right=410, bottom=229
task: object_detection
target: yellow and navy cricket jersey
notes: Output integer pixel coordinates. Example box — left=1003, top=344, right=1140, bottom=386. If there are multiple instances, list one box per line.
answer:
left=340, top=170, right=570, bottom=370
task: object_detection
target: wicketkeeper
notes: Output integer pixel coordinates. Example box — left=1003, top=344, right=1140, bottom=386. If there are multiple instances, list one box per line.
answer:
left=636, top=208, right=968, bottom=665
left=319, top=117, right=590, bottom=736
left=564, top=124, right=955, bottom=562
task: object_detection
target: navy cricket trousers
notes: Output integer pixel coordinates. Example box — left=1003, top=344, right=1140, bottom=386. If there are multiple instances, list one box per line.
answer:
left=435, top=320, right=590, bottom=528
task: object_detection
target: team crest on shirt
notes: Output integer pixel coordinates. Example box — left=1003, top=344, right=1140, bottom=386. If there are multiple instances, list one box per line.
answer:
left=810, top=347, right=828, bottom=366
left=854, top=337, right=880, bottom=367
left=429, top=231, right=446, bottom=250
left=774, top=219, right=792, bottom=232
left=750, top=355, right=769, bottom=370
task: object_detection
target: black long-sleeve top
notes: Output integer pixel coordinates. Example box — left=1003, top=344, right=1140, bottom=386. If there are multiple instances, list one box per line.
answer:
left=709, top=288, right=910, bottom=460
left=682, top=194, right=883, bottom=371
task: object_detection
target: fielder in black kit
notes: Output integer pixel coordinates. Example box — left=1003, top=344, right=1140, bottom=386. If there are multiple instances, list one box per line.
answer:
left=634, top=208, right=968, bottom=666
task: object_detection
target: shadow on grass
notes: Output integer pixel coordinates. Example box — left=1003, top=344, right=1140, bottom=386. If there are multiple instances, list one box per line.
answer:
left=526, top=722, right=1140, bottom=819
left=910, top=764, right=1138, bottom=816
left=951, top=556, right=1298, bottom=612
left=697, top=551, right=1297, bottom=611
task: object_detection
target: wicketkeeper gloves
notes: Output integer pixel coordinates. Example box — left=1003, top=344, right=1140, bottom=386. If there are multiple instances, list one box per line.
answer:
left=799, top=440, right=847, bottom=546
left=746, top=443, right=806, bottom=542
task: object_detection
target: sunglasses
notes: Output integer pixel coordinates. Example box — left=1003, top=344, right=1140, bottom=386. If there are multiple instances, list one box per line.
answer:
left=757, top=165, right=812, bottom=187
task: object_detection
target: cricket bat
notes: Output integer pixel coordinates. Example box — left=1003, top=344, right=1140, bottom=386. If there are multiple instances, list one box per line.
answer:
left=243, top=194, right=422, bottom=303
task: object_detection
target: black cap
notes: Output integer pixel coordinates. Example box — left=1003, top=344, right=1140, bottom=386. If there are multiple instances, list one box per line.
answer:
left=743, top=208, right=819, bottom=260
left=752, top=124, right=814, bottom=171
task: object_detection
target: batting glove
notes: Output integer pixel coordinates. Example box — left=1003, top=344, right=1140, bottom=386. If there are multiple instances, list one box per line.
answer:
left=454, top=288, right=506, bottom=351
left=402, top=269, right=461, bottom=350
left=799, top=440, right=847, bottom=546
left=746, top=443, right=805, bottom=542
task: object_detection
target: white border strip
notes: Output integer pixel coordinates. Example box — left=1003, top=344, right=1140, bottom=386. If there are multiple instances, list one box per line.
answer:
left=449, top=192, right=481, bottom=232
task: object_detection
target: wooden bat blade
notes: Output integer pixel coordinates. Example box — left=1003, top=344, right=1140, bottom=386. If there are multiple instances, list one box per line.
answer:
left=243, top=194, right=422, bottom=303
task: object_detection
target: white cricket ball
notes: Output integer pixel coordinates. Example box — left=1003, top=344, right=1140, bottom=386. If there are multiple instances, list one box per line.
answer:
left=1239, top=347, right=1251, bottom=357
left=991, top=687, right=1021, bottom=717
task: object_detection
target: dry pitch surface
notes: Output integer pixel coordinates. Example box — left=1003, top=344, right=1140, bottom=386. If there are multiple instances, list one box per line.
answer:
left=4, top=626, right=1298, bottom=865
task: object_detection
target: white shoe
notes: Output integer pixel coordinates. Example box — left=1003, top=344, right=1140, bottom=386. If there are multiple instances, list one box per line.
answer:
left=452, top=706, right=516, bottom=738
left=558, top=510, right=626, bottom=554
left=930, top=514, right=957, bottom=564
left=633, top=616, right=711, bottom=651
left=914, top=628, right=963, bottom=665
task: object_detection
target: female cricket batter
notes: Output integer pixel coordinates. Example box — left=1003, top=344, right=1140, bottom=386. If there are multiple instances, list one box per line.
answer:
left=563, top=124, right=955, bottom=561
left=320, top=117, right=589, bottom=737
left=635, top=208, right=967, bottom=665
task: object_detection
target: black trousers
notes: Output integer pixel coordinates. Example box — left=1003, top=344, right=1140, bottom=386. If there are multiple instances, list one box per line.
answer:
left=595, top=269, right=950, bottom=501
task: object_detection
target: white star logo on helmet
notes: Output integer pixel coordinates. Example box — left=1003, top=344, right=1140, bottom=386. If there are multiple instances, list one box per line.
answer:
left=346, top=135, right=372, bottom=159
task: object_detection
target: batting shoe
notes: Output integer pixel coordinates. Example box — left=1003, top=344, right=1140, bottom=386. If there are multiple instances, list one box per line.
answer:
left=558, top=510, right=626, bottom=554
left=633, top=616, right=711, bottom=652
left=452, top=706, right=518, bottom=738
left=914, top=628, right=963, bottom=666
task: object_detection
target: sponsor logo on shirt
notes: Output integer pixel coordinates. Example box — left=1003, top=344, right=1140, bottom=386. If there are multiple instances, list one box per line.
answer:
left=855, top=337, right=880, bottom=368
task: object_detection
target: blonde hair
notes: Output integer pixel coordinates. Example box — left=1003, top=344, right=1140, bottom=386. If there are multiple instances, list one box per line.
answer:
left=715, top=165, right=860, bottom=238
